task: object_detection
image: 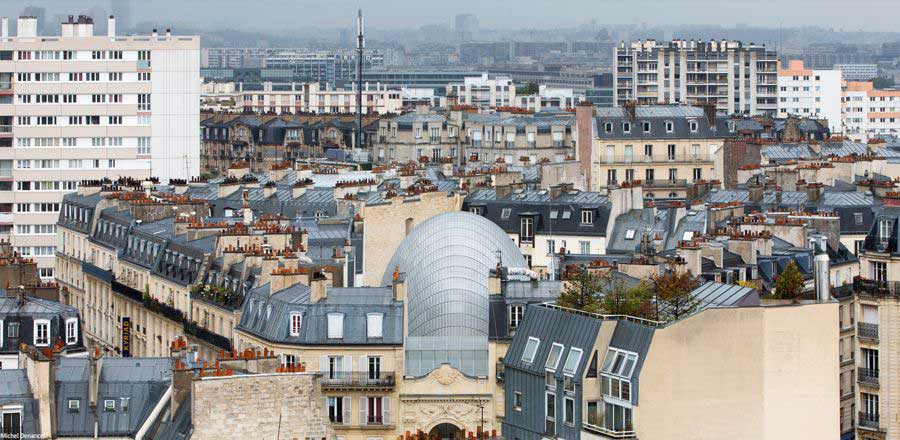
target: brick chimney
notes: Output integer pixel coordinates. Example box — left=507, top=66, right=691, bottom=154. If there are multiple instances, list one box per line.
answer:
left=310, top=275, right=328, bottom=303
left=748, top=183, right=763, bottom=203
left=807, top=182, right=823, bottom=203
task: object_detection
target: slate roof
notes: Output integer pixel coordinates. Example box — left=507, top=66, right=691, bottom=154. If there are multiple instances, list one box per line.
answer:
left=592, top=106, right=730, bottom=140
left=503, top=304, right=602, bottom=378
left=55, top=357, right=172, bottom=438
left=464, top=188, right=611, bottom=237
left=0, top=369, right=40, bottom=435
left=236, top=283, right=404, bottom=346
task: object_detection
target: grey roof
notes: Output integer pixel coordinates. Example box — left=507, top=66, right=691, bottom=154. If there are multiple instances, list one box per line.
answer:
left=592, top=106, right=729, bottom=140
left=381, top=212, right=527, bottom=378
left=682, top=282, right=760, bottom=313
left=236, top=283, right=404, bottom=346
left=395, top=112, right=447, bottom=124
left=608, top=319, right=655, bottom=403
left=464, top=188, right=611, bottom=238
left=503, top=304, right=602, bottom=377
left=55, top=357, right=172, bottom=438
left=761, top=140, right=876, bottom=161
left=0, top=369, right=40, bottom=435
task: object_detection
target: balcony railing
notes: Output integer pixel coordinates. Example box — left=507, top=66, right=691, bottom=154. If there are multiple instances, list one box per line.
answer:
left=853, top=278, right=900, bottom=298
left=859, top=412, right=880, bottom=430
left=582, top=422, right=637, bottom=439
left=599, top=154, right=711, bottom=164
left=859, top=368, right=879, bottom=386
left=320, top=371, right=395, bottom=388
left=858, top=322, right=879, bottom=341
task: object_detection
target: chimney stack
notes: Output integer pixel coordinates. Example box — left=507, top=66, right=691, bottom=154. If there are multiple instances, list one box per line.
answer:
left=107, top=15, right=115, bottom=37
left=165, top=28, right=171, bottom=37
left=151, top=28, right=158, bottom=38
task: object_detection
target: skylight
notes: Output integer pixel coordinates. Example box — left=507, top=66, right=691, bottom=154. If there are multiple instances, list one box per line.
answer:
left=522, top=337, right=541, bottom=364
left=625, top=229, right=636, bottom=239
left=546, top=343, right=565, bottom=370
left=562, top=348, right=583, bottom=375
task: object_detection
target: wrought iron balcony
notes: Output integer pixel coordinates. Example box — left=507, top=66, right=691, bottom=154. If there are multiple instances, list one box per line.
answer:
left=858, top=322, right=879, bottom=341
left=858, top=412, right=881, bottom=431
left=320, top=371, right=395, bottom=389
left=859, top=368, right=879, bottom=386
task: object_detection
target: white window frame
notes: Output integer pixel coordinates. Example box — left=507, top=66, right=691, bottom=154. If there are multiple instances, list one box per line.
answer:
left=289, top=313, right=303, bottom=337
left=581, top=210, right=593, bottom=225
left=562, top=347, right=584, bottom=376
left=33, top=319, right=50, bottom=346
left=65, top=317, right=78, bottom=345
left=327, top=313, right=344, bottom=339
left=522, top=336, right=541, bottom=364
left=509, top=305, right=524, bottom=329
left=366, top=313, right=383, bottom=339
left=545, top=342, right=565, bottom=371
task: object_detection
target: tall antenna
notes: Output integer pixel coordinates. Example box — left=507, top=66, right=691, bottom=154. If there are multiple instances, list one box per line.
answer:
left=355, top=8, right=364, bottom=150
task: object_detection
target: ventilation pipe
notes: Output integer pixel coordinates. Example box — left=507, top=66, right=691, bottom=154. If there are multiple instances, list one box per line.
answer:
left=814, top=251, right=831, bottom=303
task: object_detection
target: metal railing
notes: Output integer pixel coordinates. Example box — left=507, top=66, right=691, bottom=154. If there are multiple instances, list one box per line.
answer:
left=582, top=422, right=637, bottom=439
left=858, top=322, right=879, bottom=341
left=859, top=412, right=880, bottom=430
left=859, top=368, right=879, bottom=386
left=599, top=154, right=711, bottom=164
left=541, top=302, right=665, bottom=327
left=320, top=371, right=395, bottom=388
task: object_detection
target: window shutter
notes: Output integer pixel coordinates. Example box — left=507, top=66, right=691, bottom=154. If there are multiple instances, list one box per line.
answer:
left=320, top=355, right=327, bottom=374
left=323, top=397, right=329, bottom=420
left=342, top=396, right=351, bottom=425
left=383, top=397, right=391, bottom=425
left=343, top=355, right=353, bottom=379
left=359, top=397, right=367, bottom=426
left=358, top=355, right=367, bottom=380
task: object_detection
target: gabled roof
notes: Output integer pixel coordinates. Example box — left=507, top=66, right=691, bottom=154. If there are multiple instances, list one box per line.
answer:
left=503, top=304, right=601, bottom=378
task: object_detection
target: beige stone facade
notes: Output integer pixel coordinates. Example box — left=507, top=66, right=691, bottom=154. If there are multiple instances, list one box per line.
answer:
left=590, top=138, right=723, bottom=191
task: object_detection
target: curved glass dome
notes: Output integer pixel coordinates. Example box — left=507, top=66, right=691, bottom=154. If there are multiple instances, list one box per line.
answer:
left=382, top=211, right=526, bottom=378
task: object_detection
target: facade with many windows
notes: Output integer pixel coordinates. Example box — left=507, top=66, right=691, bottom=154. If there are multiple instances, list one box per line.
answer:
left=0, top=15, right=199, bottom=273
left=842, top=81, right=900, bottom=141
left=777, top=60, right=843, bottom=133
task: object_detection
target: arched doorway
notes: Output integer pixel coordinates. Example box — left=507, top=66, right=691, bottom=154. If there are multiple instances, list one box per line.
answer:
left=429, top=423, right=463, bottom=440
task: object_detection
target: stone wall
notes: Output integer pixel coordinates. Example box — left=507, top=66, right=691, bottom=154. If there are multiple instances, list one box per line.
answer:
left=192, top=373, right=334, bottom=440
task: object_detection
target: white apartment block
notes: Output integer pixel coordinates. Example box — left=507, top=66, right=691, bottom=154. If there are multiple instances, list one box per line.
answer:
left=0, top=15, right=199, bottom=275
left=777, top=60, right=843, bottom=133
left=614, top=39, right=778, bottom=115
left=447, top=73, right=516, bottom=109
left=516, top=85, right=582, bottom=112
left=834, top=63, right=878, bottom=81
left=200, top=81, right=402, bottom=115
left=843, top=81, right=900, bottom=141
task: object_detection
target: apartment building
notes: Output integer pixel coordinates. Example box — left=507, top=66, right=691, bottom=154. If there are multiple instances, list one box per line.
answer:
left=201, top=81, right=403, bottom=115
left=463, top=110, right=576, bottom=165
left=835, top=64, right=878, bottom=81
left=614, top=39, right=778, bottom=115
left=843, top=81, right=900, bottom=141
left=0, top=15, right=200, bottom=275
left=515, top=85, right=583, bottom=112
left=372, top=108, right=462, bottom=163
left=503, top=295, right=837, bottom=440
left=448, top=74, right=516, bottom=109
left=777, top=60, right=843, bottom=133
left=846, top=208, right=900, bottom=440
left=576, top=104, right=728, bottom=191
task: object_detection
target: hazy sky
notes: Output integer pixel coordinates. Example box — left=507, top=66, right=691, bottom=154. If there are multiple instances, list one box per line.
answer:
left=4, top=0, right=898, bottom=33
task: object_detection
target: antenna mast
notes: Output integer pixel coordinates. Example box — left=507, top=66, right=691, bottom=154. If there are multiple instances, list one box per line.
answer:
left=355, top=8, right=364, bottom=150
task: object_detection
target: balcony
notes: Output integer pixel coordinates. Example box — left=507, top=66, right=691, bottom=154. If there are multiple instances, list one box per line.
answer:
left=859, top=368, right=879, bottom=387
left=582, top=422, right=637, bottom=439
left=599, top=154, right=711, bottom=164
left=858, top=412, right=881, bottom=431
left=858, top=322, right=879, bottom=341
left=321, top=371, right=395, bottom=390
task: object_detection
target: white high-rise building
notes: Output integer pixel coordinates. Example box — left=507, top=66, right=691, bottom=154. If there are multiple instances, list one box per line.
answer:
left=777, top=60, right=843, bottom=133
left=447, top=74, right=516, bottom=109
left=0, top=14, right=199, bottom=274
left=843, top=81, right=900, bottom=141
left=614, top=39, right=779, bottom=115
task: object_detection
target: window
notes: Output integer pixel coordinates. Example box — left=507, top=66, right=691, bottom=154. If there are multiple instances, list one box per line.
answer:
left=604, top=402, right=633, bottom=433
left=367, top=356, right=381, bottom=380
left=622, top=122, right=630, bottom=133
left=580, top=241, right=590, bottom=254
left=564, top=396, right=575, bottom=425
left=586, top=350, right=599, bottom=378
left=600, top=348, right=638, bottom=402
left=65, top=318, right=78, bottom=345
left=693, top=168, right=702, bottom=180
left=68, top=399, right=80, bottom=412
left=581, top=210, right=593, bottom=225
left=644, top=144, right=653, bottom=157
left=641, top=121, right=650, bottom=132
left=2, top=410, right=21, bottom=437
left=327, top=396, right=349, bottom=424
left=514, top=392, right=523, bottom=411
left=665, top=121, right=674, bottom=132
left=587, top=401, right=600, bottom=426
left=509, top=305, right=524, bottom=329
left=366, top=313, right=383, bottom=338
left=33, top=319, right=50, bottom=346
left=289, top=313, right=302, bottom=336
left=522, top=337, right=541, bottom=363
left=520, top=217, right=534, bottom=243
left=547, top=239, right=556, bottom=255
left=545, top=392, right=556, bottom=435
left=546, top=343, right=565, bottom=371
left=327, top=313, right=344, bottom=339
left=562, top=348, right=583, bottom=376
left=625, top=229, right=636, bottom=240
left=501, top=208, right=512, bottom=219
left=104, top=399, right=116, bottom=412
left=120, top=397, right=130, bottom=412
left=689, top=120, right=698, bottom=132
left=873, top=261, right=887, bottom=283
left=282, top=354, right=297, bottom=368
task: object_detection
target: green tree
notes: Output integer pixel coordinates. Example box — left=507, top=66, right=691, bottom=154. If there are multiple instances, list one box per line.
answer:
left=775, top=260, right=805, bottom=301
left=516, top=82, right=540, bottom=95
left=871, top=76, right=896, bottom=90
left=601, top=277, right=654, bottom=318
left=652, top=271, right=700, bottom=320
left=557, top=266, right=605, bottom=313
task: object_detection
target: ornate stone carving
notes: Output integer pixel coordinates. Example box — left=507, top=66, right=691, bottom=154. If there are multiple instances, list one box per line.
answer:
left=433, top=364, right=461, bottom=385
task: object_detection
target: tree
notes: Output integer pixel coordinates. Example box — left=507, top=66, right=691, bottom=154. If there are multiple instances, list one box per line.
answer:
left=870, top=76, right=896, bottom=90
left=652, top=271, right=700, bottom=320
left=601, top=277, right=654, bottom=319
left=516, top=82, right=540, bottom=95
left=774, top=260, right=805, bottom=302
left=557, top=266, right=605, bottom=313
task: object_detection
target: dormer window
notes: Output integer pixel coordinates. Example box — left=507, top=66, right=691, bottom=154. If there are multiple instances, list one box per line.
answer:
left=546, top=343, right=565, bottom=371
left=562, top=347, right=584, bottom=376
left=289, top=313, right=302, bottom=336
left=509, top=305, right=524, bottom=329
left=581, top=210, right=593, bottom=225
left=641, top=121, right=650, bottom=132
left=366, top=313, right=383, bottom=339
left=327, top=313, right=344, bottom=339
left=604, top=122, right=612, bottom=133
left=665, top=121, right=674, bottom=132
left=522, top=337, right=541, bottom=364
left=689, top=120, right=699, bottom=132
left=65, top=317, right=78, bottom=345
left=33, top=319, right=50, bottom=346
left=622, top=122, right=631, bottom=133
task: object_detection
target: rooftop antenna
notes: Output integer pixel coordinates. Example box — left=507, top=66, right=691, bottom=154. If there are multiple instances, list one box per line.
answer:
left=355, top=8, right=364, bottom=150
